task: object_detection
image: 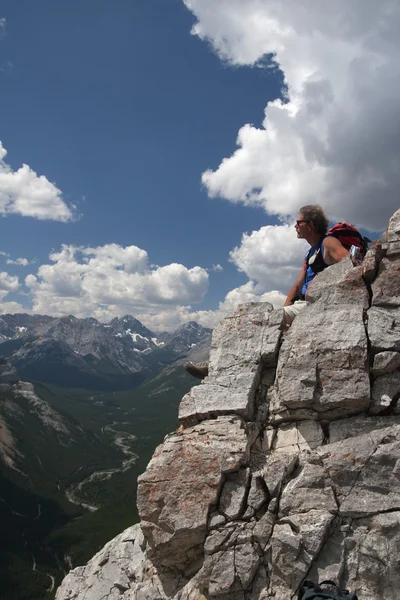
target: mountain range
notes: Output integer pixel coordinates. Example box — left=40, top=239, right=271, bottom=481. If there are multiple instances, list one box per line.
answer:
left=0, top=314, right=211, bottom=389
left=0, top=312, right=211, bottom=600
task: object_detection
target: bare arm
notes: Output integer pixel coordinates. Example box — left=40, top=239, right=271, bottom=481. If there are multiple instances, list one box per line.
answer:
left=323, top=237, right=349, bottom=265
left=284, top=265, right=306, bottom=306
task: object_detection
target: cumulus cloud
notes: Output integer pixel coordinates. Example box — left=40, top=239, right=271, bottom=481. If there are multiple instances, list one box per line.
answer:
left=0, top=271, right=19, bottom=294
left=181, top=282, right=285, bottom=330
left=0, top=301, right=26, bottom=314
left=25, top=243, right=209, bottom=323
left=0, top=231, right=291, bottom=330
left=6, top=257, right=33, bottom=266
left=0, top=270, right=20, bottom=307
left=18, top=239, right=288, bottom=331
left=210, top=264, right=223, bottom=272
left=0, top=142, right=75, bottom=221
left=230, top=223, right=307, bottom=290
left=184, top=0, right=400, bottom=231
left=131, top=280, right=284, bottom=331
left=220, top=281, right=284, bottom=312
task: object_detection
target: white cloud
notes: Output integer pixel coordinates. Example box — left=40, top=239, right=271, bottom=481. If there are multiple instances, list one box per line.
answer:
left=0, top=301, right=26, bottom=315
left=24, top=243, right=209, bottom=323
left=210, top=264, right=223, bottom=272
left=6, top=257, right=32, bottom=267
left=0, top=271, right=19, bottom=291
left=219, top=281, right=285, bottom=312
left=0, top=141, right=75, bottom=221
left=0, top=271, right=20, bottom=302
left=130, top=280, right=285, bottom=332
left=184, top=0, right=400, bottom=231
left=182, top=282, right=285, bottom=330
left=15, top=238, right=288, bottom=331
left=230, top=223, right=307, bottom=291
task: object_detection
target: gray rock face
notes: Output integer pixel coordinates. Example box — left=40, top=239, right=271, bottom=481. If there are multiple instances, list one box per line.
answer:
left=55, top=525, right=169, bottom=600
left=56, top=210, right=400, bottom=600
left=136, top=416, right=249, bottom=570
left=306, top=257, right=369, bottom=308
left=179, top=303, right=282, bottom=426
left=372, top=351, right=400, bottom=377
left=368, top=306, right=400, bottom=353
left=270, top=277, right=370, bottom=422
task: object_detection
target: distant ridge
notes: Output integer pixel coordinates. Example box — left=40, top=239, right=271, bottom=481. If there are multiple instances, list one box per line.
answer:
left=0, top=313, right=212, bottom=389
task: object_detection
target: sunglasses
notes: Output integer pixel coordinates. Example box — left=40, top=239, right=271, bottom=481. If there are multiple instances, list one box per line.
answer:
left=295, top=219, right=310, bottom=226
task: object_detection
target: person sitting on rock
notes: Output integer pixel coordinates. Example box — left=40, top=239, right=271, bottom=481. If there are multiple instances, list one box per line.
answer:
left=283, top=204, right=349, bottom=326
left=185, top=205, right=349, bottom=380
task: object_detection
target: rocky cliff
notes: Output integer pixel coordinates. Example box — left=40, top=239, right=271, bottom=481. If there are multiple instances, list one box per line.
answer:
left=55, top=210, right=400, bottom=600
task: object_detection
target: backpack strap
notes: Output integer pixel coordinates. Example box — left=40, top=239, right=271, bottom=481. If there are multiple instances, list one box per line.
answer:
left=319, top=580, right=343, bottom=589
left=305, top=238, right=326, bottom=275
left=302, top=594, right=341, bottom=600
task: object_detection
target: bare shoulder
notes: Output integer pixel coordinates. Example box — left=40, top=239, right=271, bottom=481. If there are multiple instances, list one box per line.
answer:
left=323, top=236, right=342, bottom=249
left=323, top=236, right=349, bottom=264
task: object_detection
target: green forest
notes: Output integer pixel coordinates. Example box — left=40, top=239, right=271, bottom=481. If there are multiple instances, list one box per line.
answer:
left=0, top=366, right=197, bottom=600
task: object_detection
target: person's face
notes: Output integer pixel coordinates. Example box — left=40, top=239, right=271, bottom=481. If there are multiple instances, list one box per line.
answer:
left=294, top=213, right=312, bottom=238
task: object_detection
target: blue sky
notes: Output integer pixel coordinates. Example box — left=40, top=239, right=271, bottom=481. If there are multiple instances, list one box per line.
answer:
left=0, top=1, right=397, bottom=330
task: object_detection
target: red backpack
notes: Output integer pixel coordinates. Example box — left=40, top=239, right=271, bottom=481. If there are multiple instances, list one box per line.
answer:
left=327, top=222, right=369, bottom=255
left=306, top=222, right=370, bottom=275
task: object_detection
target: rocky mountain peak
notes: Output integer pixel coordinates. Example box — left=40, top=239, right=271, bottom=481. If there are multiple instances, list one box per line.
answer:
left=109, top=315, right=156, bottom=339
left=56, top=209, right=400, bottom=600
left=159, top=320, right=212, bottom=354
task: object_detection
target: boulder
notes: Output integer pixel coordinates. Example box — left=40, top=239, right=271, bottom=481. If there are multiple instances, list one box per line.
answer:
left=372, top=351, right=400, bottom=377
left=269, top=304, right=370, bottom=422
left=136, top=416, right=249, bottom=569
left=379, top=208, right=400, bottom=255
left=372, top=256, right=400, bottom=307
left=368, top=306, right=400, bottom=353
left=179, top=303, right=282, bottom=427
left=306, top=257, right=369, bottom=308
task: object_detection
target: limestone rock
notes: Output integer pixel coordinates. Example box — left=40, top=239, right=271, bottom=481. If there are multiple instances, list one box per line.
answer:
left=273, top=421, right=324, bottom=454
left=372, top=351, right=400, bottom=377
left=208, top=550, right=236, bottom=596
left=136, top=416, right=248, bottom=569
left=309, top=512, right=400, bottom=600
left=179, top=303, right=282, bottom=427
left=268, top=511, right=335, bottom=596
left=368, top=306, right=400, bottom=352
left=270, top=304, right=370, bottom=422
left=318, top=425, right=400, bottom=517
left=55, top=525, right=155, bottom=600
left=306, top=257, right=369, bottom=308
left=372, top=256, right=400, bottom=307
left=261, top=452, right=298, bottom=500
left=329, top=414, right=400, bottom=443
left=208, top=302, right=282, bottom=374
left=362, top=245, right=384, bottom=284
left=179, top=380, right=257, bottom=427
left=371, top=372, right=400, bottom=414
left=219, top=468, right=250, bottom=520
left=246, top=474, right=268, bottom=513
left=278, top=459, right=337, bottom=517
left=370, top=212, right=400, bottom=312
left=380, top=208, right=400, bottom=255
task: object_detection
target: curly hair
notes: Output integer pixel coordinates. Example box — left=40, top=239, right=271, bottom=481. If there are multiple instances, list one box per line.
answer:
left=299, top=204, right=329, bottom=235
